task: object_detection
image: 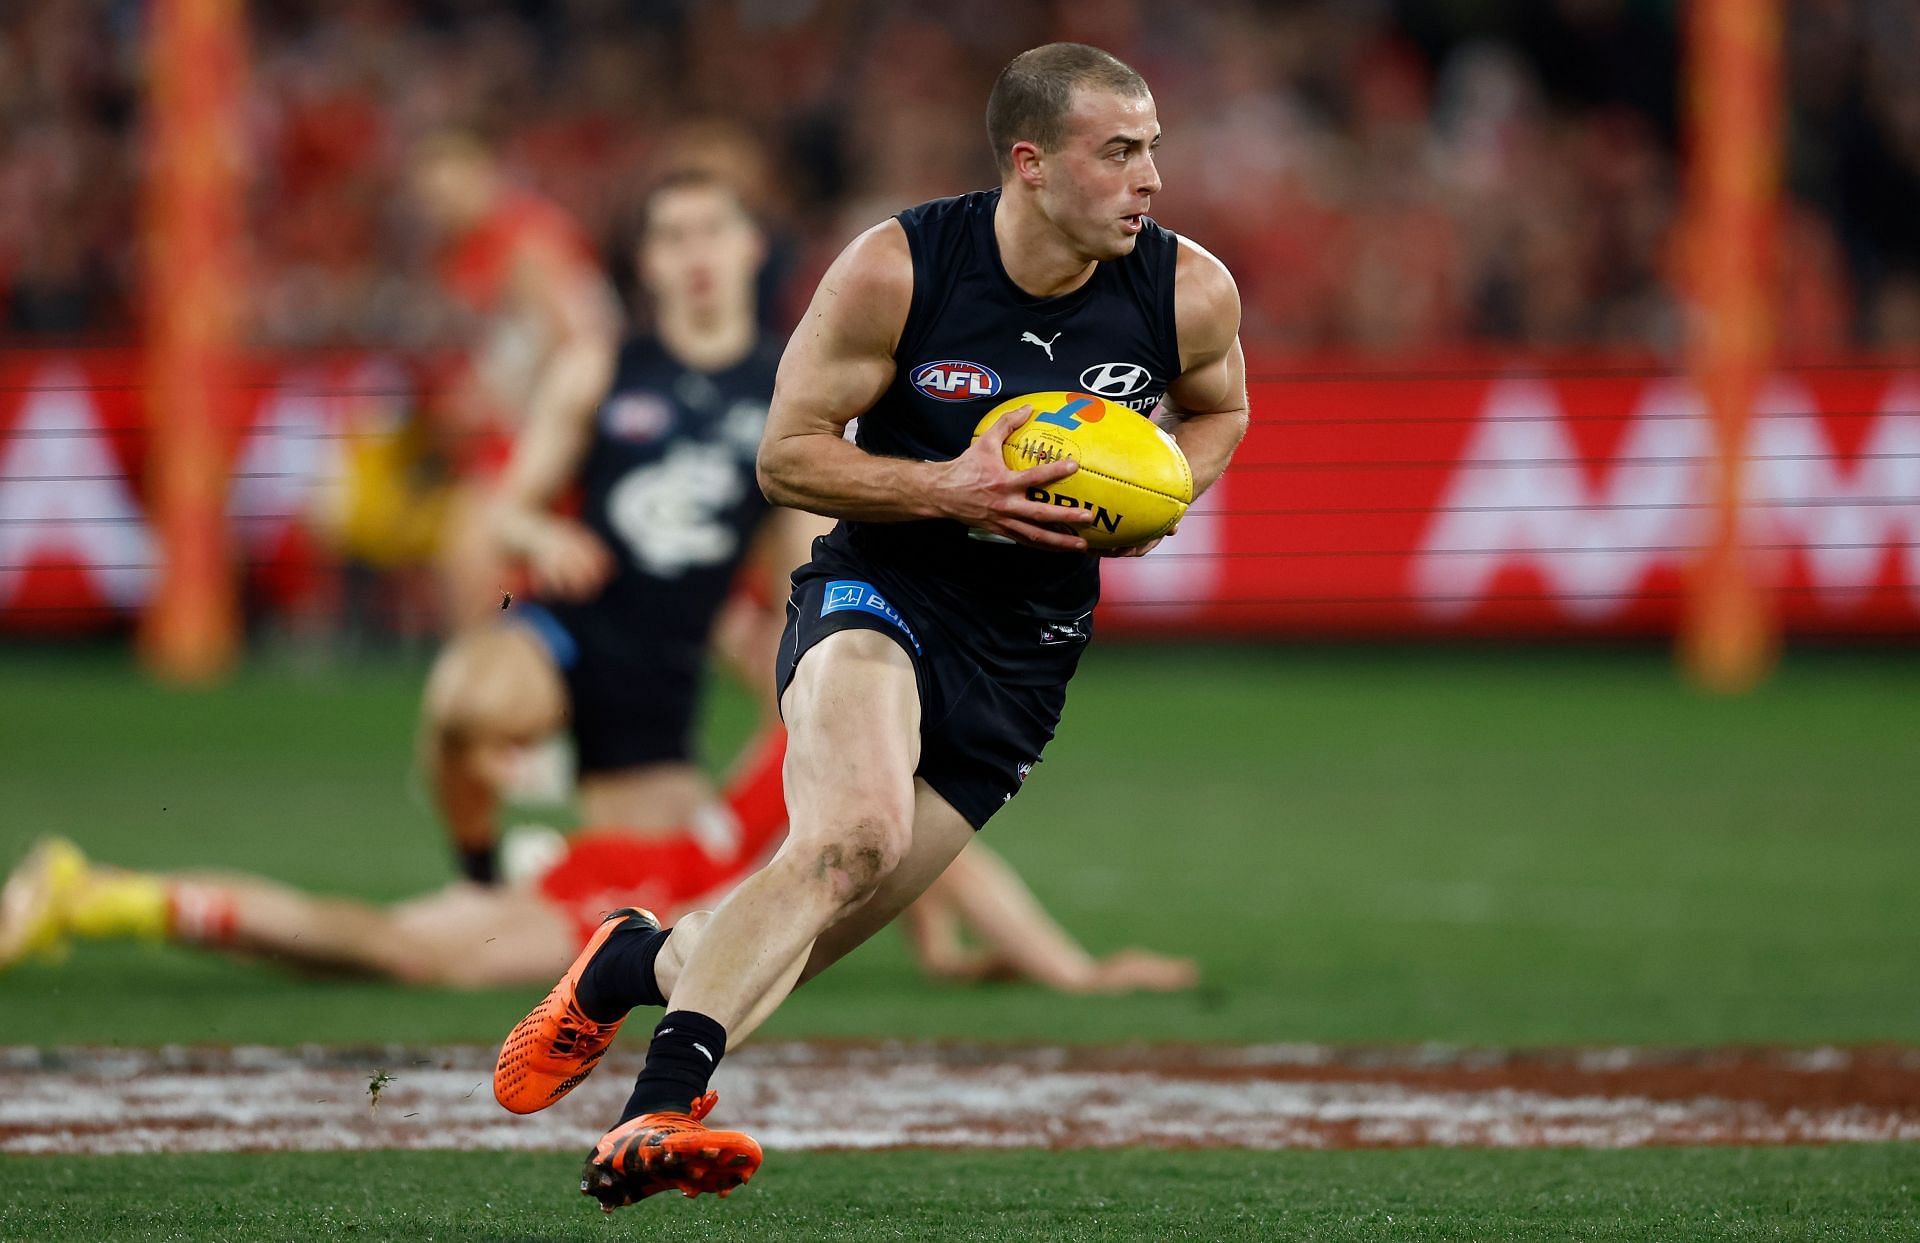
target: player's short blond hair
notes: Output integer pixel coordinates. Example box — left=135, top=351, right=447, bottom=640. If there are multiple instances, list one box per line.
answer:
left=986, top=43, right=1149, bottom=175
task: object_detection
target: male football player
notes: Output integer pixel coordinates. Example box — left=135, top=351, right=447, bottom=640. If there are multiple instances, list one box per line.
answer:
left=1, top=170, right=1198, bottom=1001
left=495, top=43, right=1248, bottom=1208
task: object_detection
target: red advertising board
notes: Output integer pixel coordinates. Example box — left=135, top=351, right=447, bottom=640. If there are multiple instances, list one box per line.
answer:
left=0, top=349, right=420, bottom=633
left=3, top=351, right=1918, bottom=638
left=1099, top=359, right=1920, bottom=636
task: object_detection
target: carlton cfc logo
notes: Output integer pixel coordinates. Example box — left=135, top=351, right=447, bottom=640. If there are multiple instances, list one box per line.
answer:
left=911, top=360, right=1002, bottom=402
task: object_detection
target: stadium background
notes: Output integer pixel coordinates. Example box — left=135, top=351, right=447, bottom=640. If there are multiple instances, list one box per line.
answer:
left=3, top=2, right=1919, bottom=1239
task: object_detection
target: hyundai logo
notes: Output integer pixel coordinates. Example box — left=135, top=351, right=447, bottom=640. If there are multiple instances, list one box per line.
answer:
left=1078, top=362, right=1155, bottom=398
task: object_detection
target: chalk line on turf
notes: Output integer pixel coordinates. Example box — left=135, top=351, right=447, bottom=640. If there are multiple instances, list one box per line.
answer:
left=4, top=1043, right=1919, bottom=1155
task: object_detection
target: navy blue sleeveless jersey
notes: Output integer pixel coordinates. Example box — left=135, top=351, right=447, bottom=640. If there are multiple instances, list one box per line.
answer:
left=568, top=332, right=779, bottom=646
left=517, top=331, right=779, bottom=773
left=824, top=188, right=1181, bottom=625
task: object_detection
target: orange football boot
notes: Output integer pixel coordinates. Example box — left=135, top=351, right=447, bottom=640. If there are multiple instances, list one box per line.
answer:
left=580, top=1090, right=762, bottom=1210
left=494, top=906, right=658, bottom=1115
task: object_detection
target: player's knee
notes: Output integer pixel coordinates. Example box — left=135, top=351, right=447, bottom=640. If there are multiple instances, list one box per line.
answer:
left=353, top=930, right=442, bottom=985
left=669, top=908, right=712, bottom=947
left=424, top=632, right=502, bottom=729
left=807, top=811, right=911, bottom=905
left=383, top=911, right=485, bottom=987
left=421, top=629, right=562, bottom=762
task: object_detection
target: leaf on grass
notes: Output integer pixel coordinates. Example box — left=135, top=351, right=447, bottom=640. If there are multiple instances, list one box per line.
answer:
left=367, top=1070, right=395, bottom=1112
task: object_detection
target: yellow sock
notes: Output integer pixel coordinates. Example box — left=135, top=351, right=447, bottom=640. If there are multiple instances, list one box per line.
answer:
left=66, top=871, right=170, bottom=941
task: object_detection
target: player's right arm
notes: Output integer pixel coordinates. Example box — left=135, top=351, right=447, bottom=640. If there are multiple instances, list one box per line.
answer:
left=485, top=256, right=619, bottom=599
left=757, top=222, right=1093, bottom=552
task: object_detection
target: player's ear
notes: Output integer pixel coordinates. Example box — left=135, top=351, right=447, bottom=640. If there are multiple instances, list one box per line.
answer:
left=1009, top=140, right=1045, bottom=188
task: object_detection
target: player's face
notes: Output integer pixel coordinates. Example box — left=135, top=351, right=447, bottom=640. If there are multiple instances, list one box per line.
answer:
left=410, top=146, right=493, bottom=233
left=639, top=186, right=765, bottom=314
left=1042, top=88, right=1163, bottom=261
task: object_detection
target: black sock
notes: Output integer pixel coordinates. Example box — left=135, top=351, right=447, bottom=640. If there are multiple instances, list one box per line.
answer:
left=620, top=1010, right=728, bottom=1121
left=574, top=914, right=671, bottom=1024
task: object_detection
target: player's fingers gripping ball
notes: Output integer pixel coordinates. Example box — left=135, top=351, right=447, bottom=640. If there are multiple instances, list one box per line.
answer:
left=973, top=392, right=1192, bottom=550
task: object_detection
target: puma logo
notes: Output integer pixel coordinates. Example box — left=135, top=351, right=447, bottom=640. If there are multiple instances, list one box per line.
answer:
left=1020, top=331, right=1061, bottom=361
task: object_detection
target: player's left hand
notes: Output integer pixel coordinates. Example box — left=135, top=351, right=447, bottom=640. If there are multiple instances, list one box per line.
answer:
left=1082, top=948, right=1200, bottom=993
left=1098, top=521, right=1178, bottom=559
left=526, top=516, right=614, bottom=600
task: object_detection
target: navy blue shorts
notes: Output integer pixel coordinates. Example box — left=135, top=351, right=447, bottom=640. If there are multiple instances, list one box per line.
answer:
left=512, top=600, right=703, bottom=775
left=774, top=539, right=1089, bottom=829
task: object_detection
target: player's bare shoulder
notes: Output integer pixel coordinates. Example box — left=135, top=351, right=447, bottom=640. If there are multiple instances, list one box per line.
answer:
left=800, top=219, right=915, bottom=358
left=1172, top=235, right=1243, bottom=371
left=765, top=220, right=916, bottom=464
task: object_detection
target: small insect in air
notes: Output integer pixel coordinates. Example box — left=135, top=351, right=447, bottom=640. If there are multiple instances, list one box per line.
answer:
left=500, top=591, right=513, bottom=610
left=367, top=1070, right=395, bottom=1112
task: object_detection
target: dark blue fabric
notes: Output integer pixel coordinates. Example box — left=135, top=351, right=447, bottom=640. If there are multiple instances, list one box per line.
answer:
left=825, top=188, right=1182, bottom=624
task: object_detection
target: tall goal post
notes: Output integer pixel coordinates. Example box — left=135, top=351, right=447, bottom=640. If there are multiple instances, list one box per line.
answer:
left=1679, top=0, right=1783, bottom=692
left=138, top=0, right=248, bottom=683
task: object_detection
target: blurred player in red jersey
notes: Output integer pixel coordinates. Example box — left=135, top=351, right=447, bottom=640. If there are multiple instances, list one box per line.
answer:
left=0, top=172, right=1196, bottom=999
left=410, top=130, right=624, bottom=630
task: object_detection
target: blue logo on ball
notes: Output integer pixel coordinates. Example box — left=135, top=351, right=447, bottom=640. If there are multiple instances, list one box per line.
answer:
left=1035, top=396, right=1101, bottom=430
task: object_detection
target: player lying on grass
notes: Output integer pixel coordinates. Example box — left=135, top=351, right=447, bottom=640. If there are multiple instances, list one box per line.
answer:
left=0, top=825, right=1195, bottom=995
left=0, top=171, right=1196, bottom=999
left=492, top=42, right=1247, bottom=1210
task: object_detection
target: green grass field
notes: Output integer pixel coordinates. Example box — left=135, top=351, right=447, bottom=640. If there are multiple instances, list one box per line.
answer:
left=2, top=642, right=1917, bottom=1047
left=2, top=642, right=1917, bottom=1238
left=3, top=1147, right=1917, bottom=1242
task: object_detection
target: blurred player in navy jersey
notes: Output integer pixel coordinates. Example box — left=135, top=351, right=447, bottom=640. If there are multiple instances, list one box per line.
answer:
left=497, top=43, right=1245, bottom=1208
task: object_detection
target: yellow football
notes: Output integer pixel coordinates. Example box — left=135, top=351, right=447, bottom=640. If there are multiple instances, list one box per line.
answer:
left=973, top=390, right=1192, bottom=549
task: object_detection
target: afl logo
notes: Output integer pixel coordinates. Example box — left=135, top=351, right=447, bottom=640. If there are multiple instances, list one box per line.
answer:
left=911, top=360, right=1002, bottom=402
left=603, top=394, right=672, bottom=441
left=1078, top=362, right=1156, bottom=398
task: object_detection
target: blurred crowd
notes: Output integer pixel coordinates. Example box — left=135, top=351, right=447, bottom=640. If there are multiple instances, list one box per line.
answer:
left=3, top=0, right=1919, bottom=356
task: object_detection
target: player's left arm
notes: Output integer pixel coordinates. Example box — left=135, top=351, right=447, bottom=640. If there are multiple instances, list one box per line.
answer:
left=1108, top=240, right=1247, bottom=559
left=1161, top=237, right=1249, bottom=498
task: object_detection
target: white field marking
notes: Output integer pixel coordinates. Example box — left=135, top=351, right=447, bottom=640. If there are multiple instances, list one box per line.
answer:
left=4, top=1043, right=1920, bottom=1156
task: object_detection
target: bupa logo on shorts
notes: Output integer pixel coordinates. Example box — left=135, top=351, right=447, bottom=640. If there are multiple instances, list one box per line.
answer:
left=1079, top=362, right=1156, bottom=399
left=911, top=360, right=1002, bottom=402
left=1034, top=395, right=1106, bottom=430
left=821, top=579, right=922, bottom=653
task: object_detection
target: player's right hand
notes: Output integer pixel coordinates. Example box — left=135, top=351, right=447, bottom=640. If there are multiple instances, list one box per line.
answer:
left=526, top=517, right=614, bottom=600
left=934, top=405, right=1096, bottom=552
